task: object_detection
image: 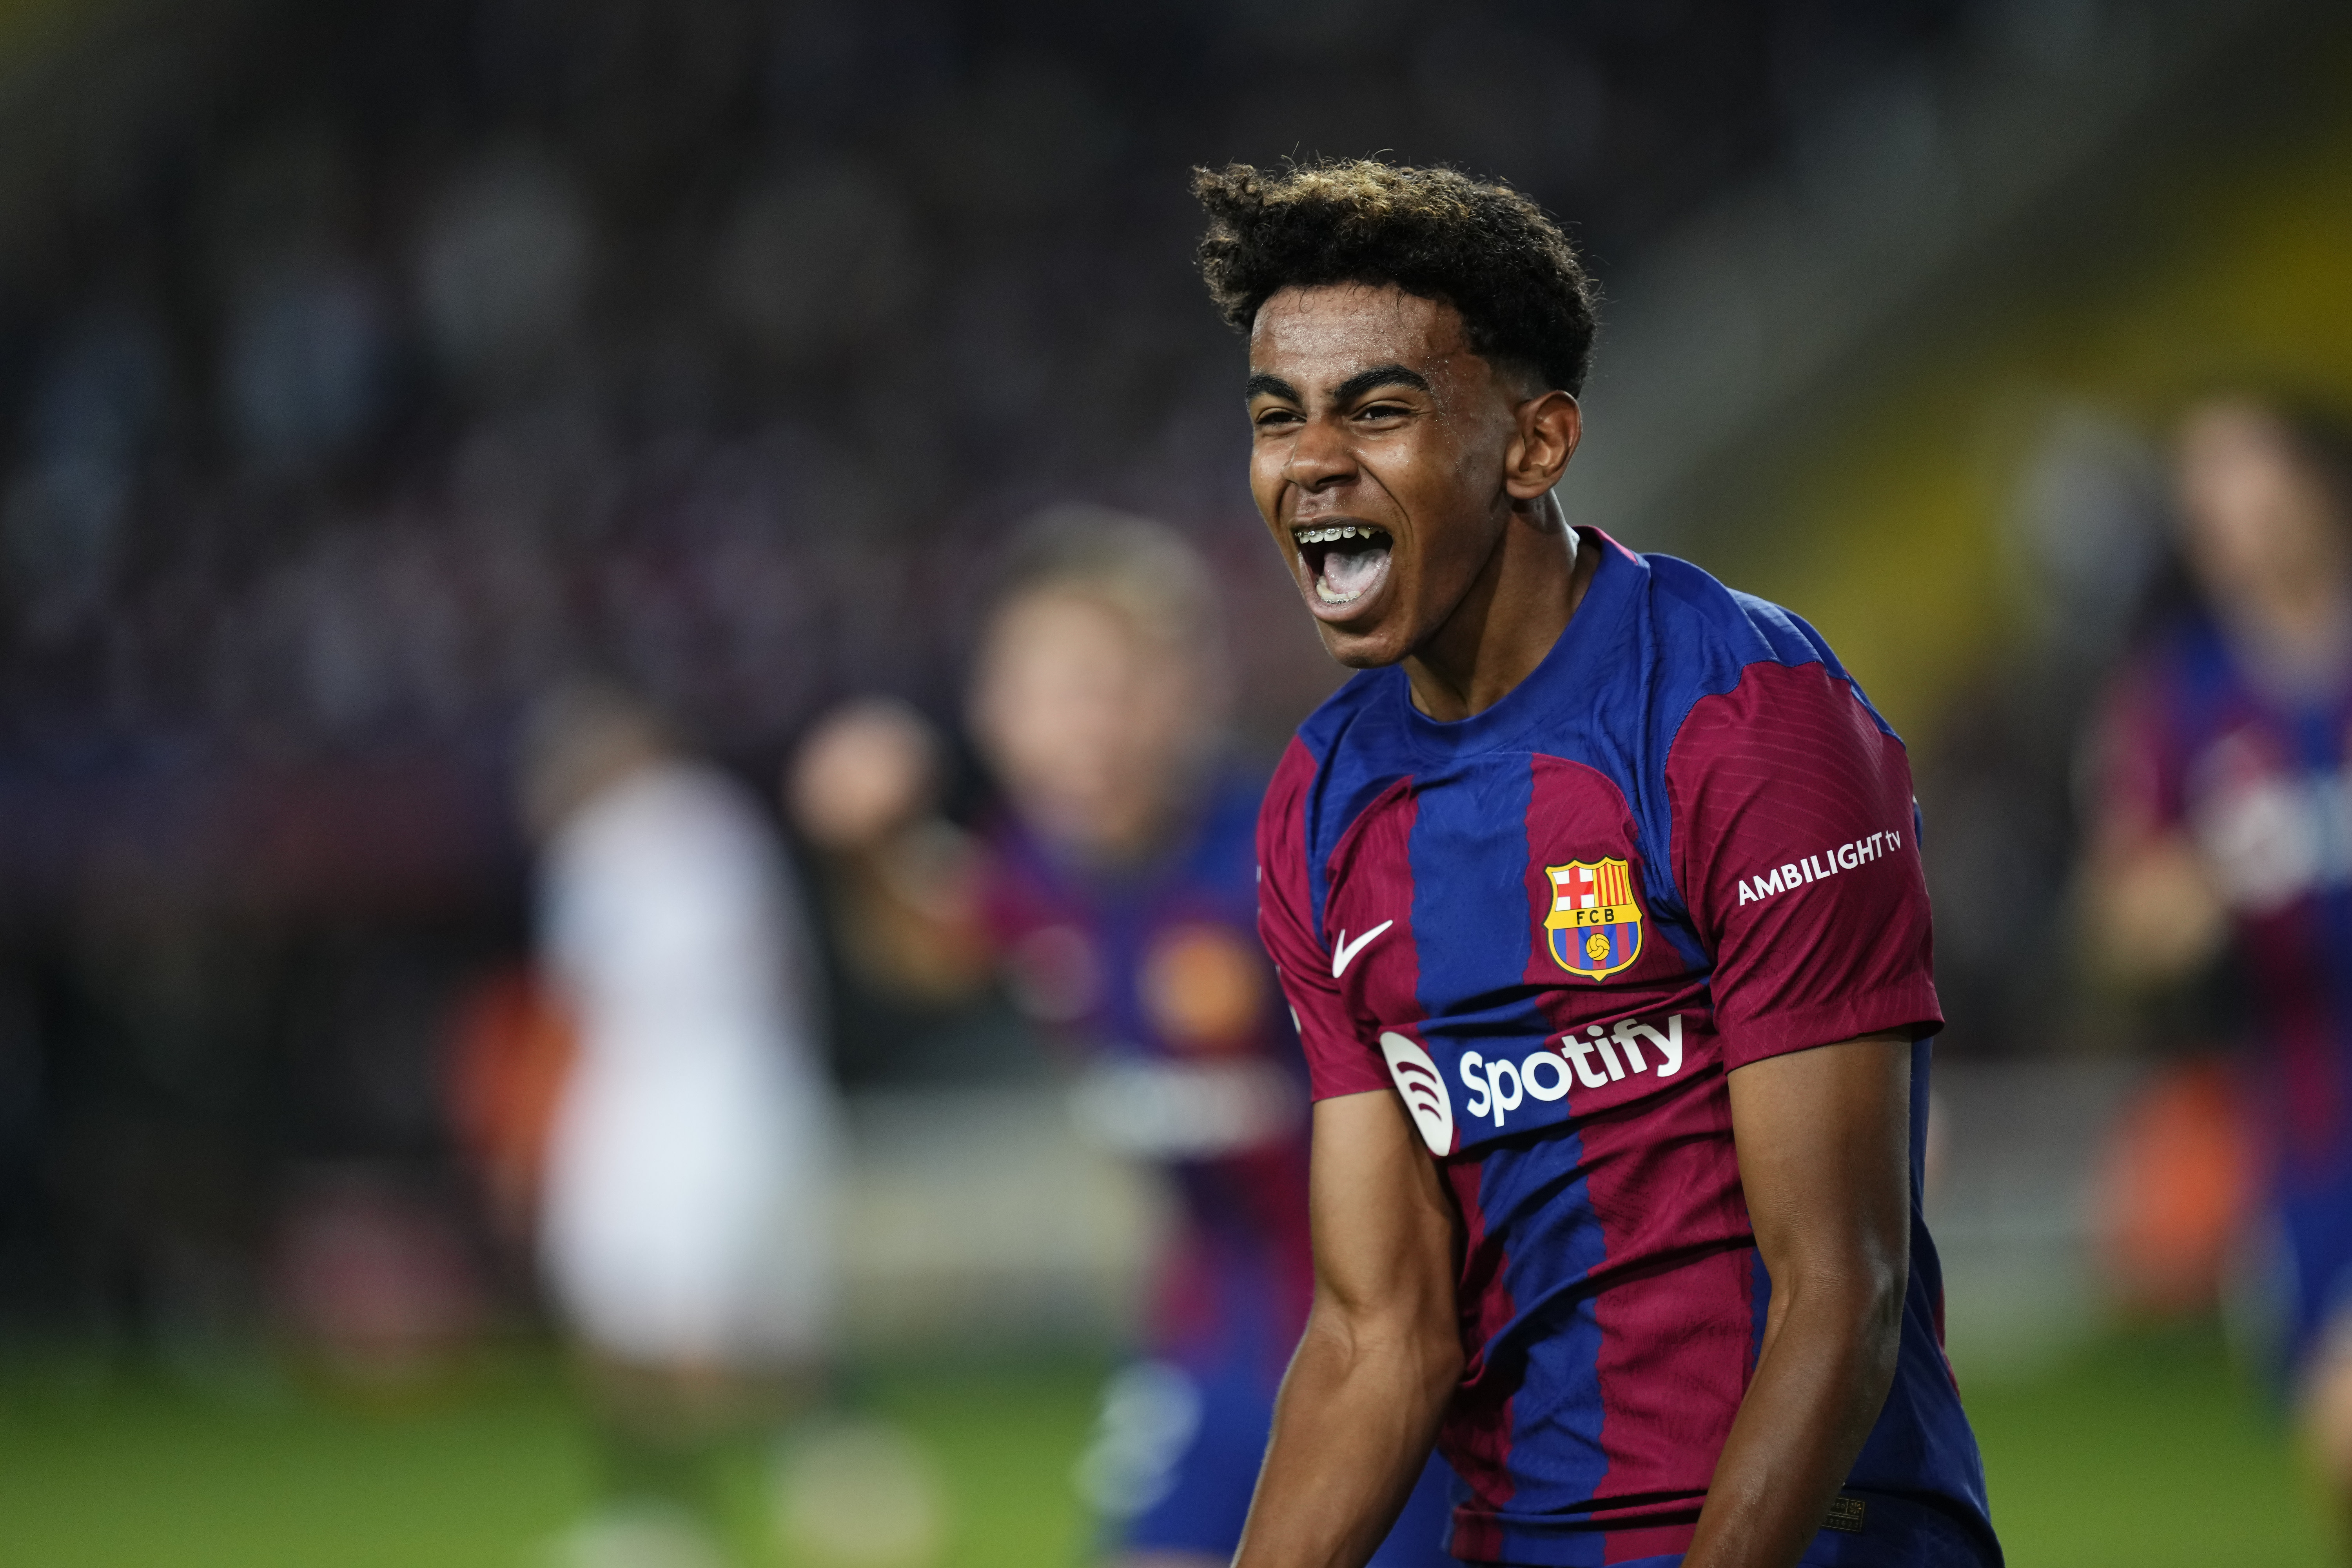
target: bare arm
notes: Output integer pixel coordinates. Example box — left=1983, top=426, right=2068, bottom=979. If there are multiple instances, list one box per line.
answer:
left=1234, top=1089, right=1463, bottom=1568
left=1684, top=1033, right=1912, bottom=1568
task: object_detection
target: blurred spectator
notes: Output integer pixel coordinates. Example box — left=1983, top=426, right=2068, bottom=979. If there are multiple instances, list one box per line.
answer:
left=2080, top=396, right=2352, bottom=1517
left=521, top=682, right=838, bottom=1566
left=0, top=0, right=2014, bottom=1365
left=220, top=259, right=392, bottom=476
left=715, top=157, right=929, bottom=364
left=416, top=147, right=596, bottom=394
left=0, top=0, right=1994, bottom=786
left=4, top=305, right=164, bottom=633
left=788, top=512, right=1454, bottom=1567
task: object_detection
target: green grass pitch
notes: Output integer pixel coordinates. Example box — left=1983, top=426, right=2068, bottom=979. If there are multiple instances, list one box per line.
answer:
left=0, top=1326, right=2333, bottom=1565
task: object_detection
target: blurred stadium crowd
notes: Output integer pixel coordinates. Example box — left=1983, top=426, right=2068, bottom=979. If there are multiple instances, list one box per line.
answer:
left=0, top=0, right=2341, bottom=1561
left=0, top=0, right=2020, bottom=1351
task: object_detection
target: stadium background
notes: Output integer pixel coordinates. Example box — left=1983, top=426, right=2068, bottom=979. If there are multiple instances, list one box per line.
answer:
left=0, top=0, right=2347, bottom=1563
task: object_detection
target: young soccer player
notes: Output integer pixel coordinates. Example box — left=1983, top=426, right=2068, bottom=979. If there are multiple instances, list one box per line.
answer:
left=788, top=512, right=1455, bottom=1568
left=1197, top=161, right=1999, bottom=1568
left=2084, top=396, right=2352, bottom=1539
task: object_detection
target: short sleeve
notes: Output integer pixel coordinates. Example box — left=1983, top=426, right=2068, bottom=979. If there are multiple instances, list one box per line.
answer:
left=1666, top=661, right=1943, bottom=1069
left=1258, top=739, right=1390, bottom=1101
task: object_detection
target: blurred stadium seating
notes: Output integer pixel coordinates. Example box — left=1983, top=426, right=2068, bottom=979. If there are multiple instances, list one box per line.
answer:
left=0, top=0, right=2071, bottom=1347
left=0, top=0, right=2348, bottom=1563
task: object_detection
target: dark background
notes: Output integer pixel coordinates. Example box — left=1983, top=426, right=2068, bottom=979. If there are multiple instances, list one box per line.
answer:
left=0, top=0, right=2341, bottom=1376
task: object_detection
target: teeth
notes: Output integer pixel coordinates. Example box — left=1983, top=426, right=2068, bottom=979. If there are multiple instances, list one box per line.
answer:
left=1293, top=525, right=1389, bottom=545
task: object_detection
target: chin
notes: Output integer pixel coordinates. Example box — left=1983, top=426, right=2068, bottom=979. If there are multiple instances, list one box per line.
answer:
left=1314, top=619, right=1412, bottom=670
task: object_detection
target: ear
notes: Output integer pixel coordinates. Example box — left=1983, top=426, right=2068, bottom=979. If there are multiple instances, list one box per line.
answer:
left=1504, top=391, right=1581, bottom=501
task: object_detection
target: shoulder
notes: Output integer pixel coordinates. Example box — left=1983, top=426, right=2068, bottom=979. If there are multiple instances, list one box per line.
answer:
left=1263, top=667, right=1407, bottom=818
left=1631, top=553, right=1898, bottom=760
left=563, top=760, right=766, bottom=859
left=1642, top=554, right=1852, bottom=703
left=1294, top=663, right=1405, bottom=760
left=1634, top=563, right=1921, bottom=884
left=1257, top=733, right=1321, bottom=861
left=551, top=764, right=788, bottom=935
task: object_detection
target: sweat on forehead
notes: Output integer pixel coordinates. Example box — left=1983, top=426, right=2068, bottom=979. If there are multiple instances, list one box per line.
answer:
left=1247, top=285, right=1529, bottom=410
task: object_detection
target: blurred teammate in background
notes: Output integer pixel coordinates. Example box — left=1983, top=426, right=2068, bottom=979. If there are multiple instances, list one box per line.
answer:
left=522, top=684, right=840, bottom=1567
left=2084, top=397, right=2352, bottom=1540
left=788, top=510, right=1455, bottom=1568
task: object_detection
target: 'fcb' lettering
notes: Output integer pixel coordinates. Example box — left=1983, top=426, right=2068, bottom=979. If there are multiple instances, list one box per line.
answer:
left=1736, top=828, right=1903, bottom=906
left=1543, top=857, right=1645, bottom=979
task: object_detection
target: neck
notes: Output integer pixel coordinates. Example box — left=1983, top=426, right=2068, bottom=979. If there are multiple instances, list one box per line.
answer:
left=1403, top=500, right=1594, bottom=722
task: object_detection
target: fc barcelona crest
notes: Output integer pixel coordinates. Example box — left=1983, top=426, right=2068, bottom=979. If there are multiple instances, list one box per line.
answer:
left=1544, top=858, right=1644, bottom=979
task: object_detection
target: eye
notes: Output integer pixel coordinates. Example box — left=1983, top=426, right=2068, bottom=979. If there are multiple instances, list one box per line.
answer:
left=1354, top=401, right=1410, bottom=424
left=1252, top=406, right=1303, bottom=430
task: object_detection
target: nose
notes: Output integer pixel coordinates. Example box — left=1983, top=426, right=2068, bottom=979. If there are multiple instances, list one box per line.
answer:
left=1285, top=414, right=1355, bottom=493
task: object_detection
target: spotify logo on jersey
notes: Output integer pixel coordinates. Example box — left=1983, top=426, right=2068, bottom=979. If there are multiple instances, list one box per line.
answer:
left=1379, top=1032, right=1454, bottom=1156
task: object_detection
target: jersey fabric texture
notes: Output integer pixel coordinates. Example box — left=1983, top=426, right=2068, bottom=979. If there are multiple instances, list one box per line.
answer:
left=980, top=777, right=1457, bottom=1565
left=1258, top=532, right=1998, bottom=1568
left=2098, top=611, right=2352, bottom=1378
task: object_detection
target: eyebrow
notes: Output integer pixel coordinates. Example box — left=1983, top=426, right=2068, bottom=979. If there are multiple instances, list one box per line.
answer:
left=1332, top=363, right=1432, bottom=405
left=1243, top=364, right=1434, bottom=406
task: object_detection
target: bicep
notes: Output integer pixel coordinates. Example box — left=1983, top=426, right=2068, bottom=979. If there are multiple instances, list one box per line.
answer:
left=1726, top=1035, right=1911, bottom=1284
left=1308, top=1091, right=1460, bottom=1326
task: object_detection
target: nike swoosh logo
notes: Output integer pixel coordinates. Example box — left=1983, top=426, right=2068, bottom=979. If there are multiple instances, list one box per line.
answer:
left=1332, top=920, right=1395, bottom=979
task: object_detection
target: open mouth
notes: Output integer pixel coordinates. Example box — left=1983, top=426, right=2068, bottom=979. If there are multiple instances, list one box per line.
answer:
left=1292, top=523, right=1394, bottom=608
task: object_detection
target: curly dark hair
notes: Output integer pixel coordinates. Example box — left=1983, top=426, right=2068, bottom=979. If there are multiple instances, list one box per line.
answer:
left=1192, top=159, right=1598, bottom=396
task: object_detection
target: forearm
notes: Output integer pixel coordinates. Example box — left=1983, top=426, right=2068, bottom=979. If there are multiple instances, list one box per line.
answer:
left=1683, top=1271, right=1902, bottom=1568
left=1234, top=1303, right=1459, bottom=1568
left=823, top=826, right=991, bottom=1000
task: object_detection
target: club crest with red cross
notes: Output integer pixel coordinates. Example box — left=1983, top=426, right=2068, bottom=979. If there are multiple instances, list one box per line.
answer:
left=1544, top=858, right=1644, bottom=979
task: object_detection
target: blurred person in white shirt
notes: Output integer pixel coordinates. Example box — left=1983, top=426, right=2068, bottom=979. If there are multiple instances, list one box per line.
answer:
left=520, top=682, right=839, bottom=1566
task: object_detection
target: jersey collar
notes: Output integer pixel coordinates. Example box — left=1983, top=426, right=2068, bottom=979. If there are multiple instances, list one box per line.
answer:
left=1392, top=526, right=1643, bottom=760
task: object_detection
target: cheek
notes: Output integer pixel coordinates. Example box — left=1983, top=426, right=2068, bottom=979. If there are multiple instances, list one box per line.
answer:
left=1359, top=446, right=1456, bottom=532
left=1448, top=413, right=1513, bottom=483
left=1249, top=450, right=1289, bottom=517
